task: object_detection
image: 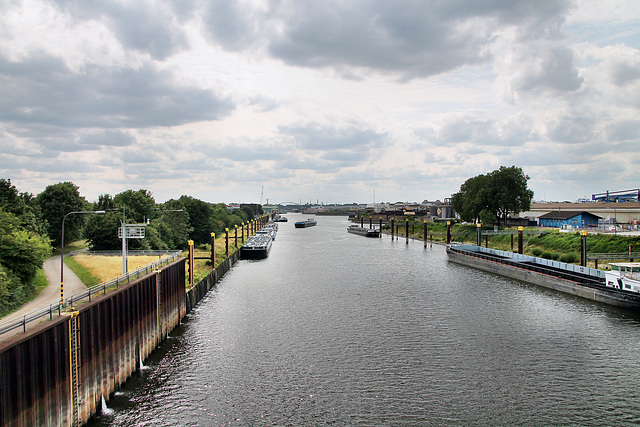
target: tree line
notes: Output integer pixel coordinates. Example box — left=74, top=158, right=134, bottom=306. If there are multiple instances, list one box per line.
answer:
left=0, top=179, right=260, bottom=315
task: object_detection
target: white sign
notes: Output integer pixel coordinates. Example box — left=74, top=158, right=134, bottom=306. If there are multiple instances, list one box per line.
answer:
left=118, top=224, right=146, bottom=239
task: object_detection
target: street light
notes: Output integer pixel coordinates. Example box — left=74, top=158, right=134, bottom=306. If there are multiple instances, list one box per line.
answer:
left=60, top=210, right=106, bottom=307
left=158, top=209, right=184, bottom=255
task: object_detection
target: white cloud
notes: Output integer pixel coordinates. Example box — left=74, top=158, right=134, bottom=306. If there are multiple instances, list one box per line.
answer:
left=0, top=0, right=638, bottom=204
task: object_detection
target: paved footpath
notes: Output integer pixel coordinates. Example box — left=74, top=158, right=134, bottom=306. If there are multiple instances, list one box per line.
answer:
left=0, top=255, right=87, bottom=324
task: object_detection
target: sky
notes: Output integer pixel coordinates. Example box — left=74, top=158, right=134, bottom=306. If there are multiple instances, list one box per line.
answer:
left=1, top=0, right=639, bottom=205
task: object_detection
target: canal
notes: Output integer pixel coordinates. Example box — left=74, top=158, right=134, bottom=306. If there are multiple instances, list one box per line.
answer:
left=89, top=214, right=640, bottom=426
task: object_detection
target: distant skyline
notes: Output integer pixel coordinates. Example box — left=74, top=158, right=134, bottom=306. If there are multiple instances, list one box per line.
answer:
left=1, top=0, right=639, bottom=205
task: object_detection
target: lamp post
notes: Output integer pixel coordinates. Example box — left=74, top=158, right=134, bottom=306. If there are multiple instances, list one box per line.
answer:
left=158, top=209, right=184, bottom=255
left=60, top=210, right=106, bottom=307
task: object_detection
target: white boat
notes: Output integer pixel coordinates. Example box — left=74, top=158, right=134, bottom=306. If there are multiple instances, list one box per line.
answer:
left=605, top=262, right=640, bottom=293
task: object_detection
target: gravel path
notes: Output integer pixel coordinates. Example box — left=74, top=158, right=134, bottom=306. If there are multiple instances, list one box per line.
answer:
left=0, top=255, right=87, bottom=323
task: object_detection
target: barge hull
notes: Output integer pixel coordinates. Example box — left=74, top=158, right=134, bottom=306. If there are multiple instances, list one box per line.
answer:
left=446, top=247, right=640, bottom=310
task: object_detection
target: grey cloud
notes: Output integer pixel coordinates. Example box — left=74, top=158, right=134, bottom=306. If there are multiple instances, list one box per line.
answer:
left=53, top=0, right=193, bottom=59
left=77, top=130, right=137, bottom=147
left=0, top=52, right=235, bottom=131
left=418, top=113, right=537, bottom=147
left=512, top=44, right=583, bottom=93
left=200, top=0, right=574, bottom=79
left=281, top=123, right=386, bottom=151
left=545, top=115, right=595, bottom=144
left=606, top=120, right=640, bottom=142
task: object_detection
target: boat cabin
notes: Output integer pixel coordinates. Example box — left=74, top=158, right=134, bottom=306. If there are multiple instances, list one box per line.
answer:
left=605, top=262, right=640, bottom=293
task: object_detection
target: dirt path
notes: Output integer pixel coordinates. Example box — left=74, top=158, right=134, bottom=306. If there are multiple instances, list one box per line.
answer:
left=0, top=255, right=87, bottom=323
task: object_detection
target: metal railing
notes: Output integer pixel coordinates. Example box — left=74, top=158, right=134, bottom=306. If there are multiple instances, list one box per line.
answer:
left=588, top=252, right=640, bottom=261
left=0, top=251, right=183, bottom=337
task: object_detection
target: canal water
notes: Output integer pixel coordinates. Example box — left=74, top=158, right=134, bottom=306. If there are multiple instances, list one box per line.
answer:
left=89, top=214, right=640, bottom=426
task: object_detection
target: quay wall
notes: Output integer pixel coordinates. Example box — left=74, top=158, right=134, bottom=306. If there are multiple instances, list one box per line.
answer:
left=0, top=258, right=186, bottom=426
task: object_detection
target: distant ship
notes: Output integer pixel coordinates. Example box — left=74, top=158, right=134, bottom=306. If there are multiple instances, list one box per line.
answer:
left=294, top=219, right=317, bottom=228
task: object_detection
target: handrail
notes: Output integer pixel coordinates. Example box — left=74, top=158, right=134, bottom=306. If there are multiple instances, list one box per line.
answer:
left=588, top=252, right=640, bottom=261
left=0, top=251, right=182, bottom=337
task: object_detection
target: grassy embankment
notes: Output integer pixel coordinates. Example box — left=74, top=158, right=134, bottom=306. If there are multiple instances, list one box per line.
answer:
left=389, top=221, right=640, bottom=269
left=66, top=231, right=244, bottom=288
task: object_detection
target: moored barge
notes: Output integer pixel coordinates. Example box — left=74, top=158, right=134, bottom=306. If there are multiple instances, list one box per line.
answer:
left=446, top=244, right=640, bottom=311
left=347, top=225, right=380, bottom=237
left=240, top=234, right=273, bottom=259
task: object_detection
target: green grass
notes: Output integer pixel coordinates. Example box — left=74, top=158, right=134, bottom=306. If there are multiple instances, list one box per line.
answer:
left=64, top=256, right=101, bottom=287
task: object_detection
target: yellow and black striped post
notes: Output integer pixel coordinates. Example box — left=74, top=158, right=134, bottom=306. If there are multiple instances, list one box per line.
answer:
left=210, top=233, right=215, bottom=266
left=225, top=228, right=229, bottom=257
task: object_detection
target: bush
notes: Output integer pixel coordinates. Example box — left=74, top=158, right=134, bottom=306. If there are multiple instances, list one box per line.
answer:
left=541, top=251, right=554, bottom=260
left=560, top=253, right=577, bottom=263
left=531, top=248, right=543, bottom=257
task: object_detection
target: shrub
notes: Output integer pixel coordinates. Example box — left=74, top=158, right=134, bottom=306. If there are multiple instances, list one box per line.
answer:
left=541, top=251, right=554, bottom=260
left=560, top=253, right=577, bottom=263
left=531, top=248, right=543, bottom=257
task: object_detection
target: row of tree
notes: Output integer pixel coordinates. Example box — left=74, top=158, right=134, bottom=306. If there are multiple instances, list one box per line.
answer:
left=0, top=179, right=260, bottom=315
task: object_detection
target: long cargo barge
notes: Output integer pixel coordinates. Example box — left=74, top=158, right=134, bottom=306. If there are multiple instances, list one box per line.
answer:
left=347, top=225, right=380, bottom=237
left=446, top=244, right=640, bottom=311
left=295, top=219, right=317, bottom=228
left=240, top=234, right=272, bottom=259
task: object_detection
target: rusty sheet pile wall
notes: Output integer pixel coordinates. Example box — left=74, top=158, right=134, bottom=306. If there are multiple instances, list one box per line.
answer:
left=0, top=258, right=186, bottom=426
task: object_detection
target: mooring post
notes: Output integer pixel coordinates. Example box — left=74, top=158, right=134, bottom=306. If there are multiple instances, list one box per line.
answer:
left=581, top=231, right=588, bottom=266
left=379, top=218, right=383, bottom=237
left=210, top=233, right=215, bottom=266
left=518, top=226, right=524, bottom=254
left=234, top=225, right=238, bottom=248
left=391, top=218, right=395, bottom=241
left=476, top=223, right=482, bottom=246
left=360, top=215, right=364, bottom=227
left=511, top=234, right=514, bottom=252
left=405, top=219, right=409, bottom=244
left=241, top=223, right=245, bottom=244
left=369, top=215, right=372, bottom=229
left=446, top=221, right=451, bottom=244
left=424, top=220, right=428, bottom=248
left=225, top=228, right=229, bottom=257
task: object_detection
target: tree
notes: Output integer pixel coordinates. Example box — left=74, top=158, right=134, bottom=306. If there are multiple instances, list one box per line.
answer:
left=156, top=200, right=191, bottom=250
left=178, top=196, right=214, bottom=245
left=36, top=182, right=88, bottom=246
left=452, top=166, right=533, bottom=227
left=0, top=179, right=47, bottom=235
left=84, top=211, right=122, bottom=250
left=113, top=189, right=156, bottom=223
left=0, top=209, right=51, bottom=314
left=490, top=166, right=534, bottom=227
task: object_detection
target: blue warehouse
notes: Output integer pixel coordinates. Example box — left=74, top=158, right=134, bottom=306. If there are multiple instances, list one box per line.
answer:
left=538, top=211, right=601, bottom=228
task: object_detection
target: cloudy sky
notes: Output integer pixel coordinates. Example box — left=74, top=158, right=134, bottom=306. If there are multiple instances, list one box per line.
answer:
left=1, top=0, right=639, bottom=205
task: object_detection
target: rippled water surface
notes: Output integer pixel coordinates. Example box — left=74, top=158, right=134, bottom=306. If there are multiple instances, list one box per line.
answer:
left=89, top=214, right=640, bottom=426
